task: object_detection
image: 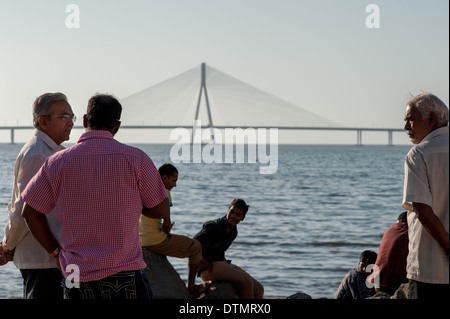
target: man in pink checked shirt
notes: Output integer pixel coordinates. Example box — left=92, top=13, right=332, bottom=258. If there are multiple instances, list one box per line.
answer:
left=21, top=94, right=170, bottom=299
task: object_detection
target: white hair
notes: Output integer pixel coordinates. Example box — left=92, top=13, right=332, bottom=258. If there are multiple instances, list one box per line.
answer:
left=407, top=93, right=449, bottom=126
left=32, top=92, right=68, bottom=128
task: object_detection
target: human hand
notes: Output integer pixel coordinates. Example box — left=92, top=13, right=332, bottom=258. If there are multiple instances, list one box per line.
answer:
left=0, top=243, right=15, bottom=266
left=0, top=255, right=6, bottom=266
left=162, top=220, right=174, bottom=233
left=200, top=259, right=213, bottom=272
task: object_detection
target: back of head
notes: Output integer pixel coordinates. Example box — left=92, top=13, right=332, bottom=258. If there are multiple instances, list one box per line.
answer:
left=86, top=94, right=122, bottom=130
left=407, top=93, right=449, bottom=127
left=359, top=250, right=377, bottom=265
left=32, top=92, right=68, bottom=129
left=158, top=163, right=178, bottom=177
left=397, top=211, right=407, bottom=223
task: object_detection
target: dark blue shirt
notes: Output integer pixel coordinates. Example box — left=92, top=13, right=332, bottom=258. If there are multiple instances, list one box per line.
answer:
left=194, top=215, right=237, bottom=263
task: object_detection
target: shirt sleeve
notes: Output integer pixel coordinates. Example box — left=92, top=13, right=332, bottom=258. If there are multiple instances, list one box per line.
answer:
left=138, top=153, right=168, bottom=209
left=21, top=159, right=57, bottom=215
left=2, top=152, right=47, bottom=249
left=402, top=148, right=433, bottom=211
left=193, top=221, right=217, bottom=244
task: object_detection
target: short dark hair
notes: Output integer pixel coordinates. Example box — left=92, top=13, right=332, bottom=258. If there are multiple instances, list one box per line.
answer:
left=158, top=163, right=178, bottom=177
left=359, top=250, right=377, bottom=265
left=229, top=198, right=250, bottom=217
left=86, top=94, right=122, bottom=130
left=397, top=211, right=407, bottom=223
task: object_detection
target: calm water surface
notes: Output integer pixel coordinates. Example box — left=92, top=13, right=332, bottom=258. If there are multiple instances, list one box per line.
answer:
left=0, top=143, right=411, bottom=298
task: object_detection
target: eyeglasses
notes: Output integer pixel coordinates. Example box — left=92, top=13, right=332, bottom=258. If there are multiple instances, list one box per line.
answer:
left=44, top=113, right=77, bottom=123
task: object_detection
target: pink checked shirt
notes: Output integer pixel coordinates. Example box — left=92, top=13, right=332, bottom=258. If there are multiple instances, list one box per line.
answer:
left=22, top=130, right=167, bottom=282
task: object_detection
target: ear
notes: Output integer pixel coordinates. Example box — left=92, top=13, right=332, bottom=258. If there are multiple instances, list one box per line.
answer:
left=428, top=112, right=438, bottom=128
left=37, top=116, right=48, bottom=130
left=111, top=121, right=121, bottom=136
left=83, top=114, right=88, bottom=129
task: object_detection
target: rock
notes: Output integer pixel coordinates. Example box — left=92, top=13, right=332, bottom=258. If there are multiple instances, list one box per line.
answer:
left=142, top=248, right=191, bottom=299
left=198, top=281, right=240, bottom=299
left=141, top=248, right=246, bottom=299
left=367, top=291, right=393, bottom=299
left=391, top=283, right=410, bottom=299
left=286, top=292, right=312, bottom=299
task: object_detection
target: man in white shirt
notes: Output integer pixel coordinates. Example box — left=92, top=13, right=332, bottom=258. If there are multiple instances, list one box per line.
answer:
left=0, top=92, right=75, bottom=299
left=402, top=92, right=449, bottom=299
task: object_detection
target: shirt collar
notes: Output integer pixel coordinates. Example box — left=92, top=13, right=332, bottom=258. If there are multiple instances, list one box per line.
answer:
left=77, top=130, right=115, bottom=143
left=34, top=129, right=64, bottom=152
left=219, top=215, right=237, bottom=231
left=421, top=125, right=449, bottom=144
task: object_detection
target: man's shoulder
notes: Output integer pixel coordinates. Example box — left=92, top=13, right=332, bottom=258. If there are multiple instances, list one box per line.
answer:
left=17, top=135, right=49, bottom=162
left=405, top=143, right=425, bottom=163
left=413, top=128, right=449, bottom=154
left=69, top=138, right=148, bottom=158
left=120, top=142, right=148, bottom=157
left=383, top=222, right=408, bottom=241
left=101, top=139, right=149, bottom=160
left=205, top=216, right=224, bottom=225
left=201, top=217, right=228, bottom=233
left=407, top=141, right=448, bottom=167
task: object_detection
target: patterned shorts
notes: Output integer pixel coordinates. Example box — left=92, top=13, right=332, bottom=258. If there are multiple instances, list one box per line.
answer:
left=62, top=270, right=152, bottom=299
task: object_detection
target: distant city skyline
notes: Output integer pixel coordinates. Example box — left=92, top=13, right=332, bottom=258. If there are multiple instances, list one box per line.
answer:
left=0, top=0, right=448, bottom=144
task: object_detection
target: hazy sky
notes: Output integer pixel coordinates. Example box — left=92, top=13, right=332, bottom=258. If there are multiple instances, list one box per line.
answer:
left=0, top=0, right=448, bottom=144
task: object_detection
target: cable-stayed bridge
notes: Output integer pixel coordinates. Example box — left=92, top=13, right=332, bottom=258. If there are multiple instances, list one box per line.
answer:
left=1, top=63, right=403, bottom=144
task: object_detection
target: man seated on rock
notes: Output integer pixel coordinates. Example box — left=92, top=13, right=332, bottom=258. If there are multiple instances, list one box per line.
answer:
left=194, top=198, right=264, bottom=299
left=372, top=212, right=409, bottom=296
left=335, top=250, right=378, bottom=299
left=139, top=163, right=211, bottom=298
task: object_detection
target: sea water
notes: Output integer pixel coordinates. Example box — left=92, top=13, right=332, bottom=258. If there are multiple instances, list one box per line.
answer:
left=0, top=143, right=411, bottom=299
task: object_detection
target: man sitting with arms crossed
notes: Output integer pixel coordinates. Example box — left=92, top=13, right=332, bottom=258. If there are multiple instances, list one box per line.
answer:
left=140, top=163, right=211, bottom=298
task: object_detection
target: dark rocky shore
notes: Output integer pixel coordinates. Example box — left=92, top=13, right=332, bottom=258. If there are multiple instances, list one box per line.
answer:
left=142, top=248, right=409, bottom=300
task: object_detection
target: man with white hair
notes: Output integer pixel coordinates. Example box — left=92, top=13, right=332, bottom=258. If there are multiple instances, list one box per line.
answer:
left=402, top=92, right=449, bottom=299
left=0, top=92, right=75, bottom=299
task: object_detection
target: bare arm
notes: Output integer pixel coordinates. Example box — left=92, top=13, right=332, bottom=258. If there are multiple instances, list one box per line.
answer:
left=142, top=197, right=170, bottom=220
left=21, top=203, right=60, bottom=254
left=413, top=202, right=449, bottom=256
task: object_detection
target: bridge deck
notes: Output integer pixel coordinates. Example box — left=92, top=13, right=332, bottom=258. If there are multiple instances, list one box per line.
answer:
left=1, top=125, right=404, bottom=145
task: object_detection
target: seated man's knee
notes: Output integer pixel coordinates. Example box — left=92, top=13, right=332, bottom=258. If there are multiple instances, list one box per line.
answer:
left=190, top=239, right=201, bottom=253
